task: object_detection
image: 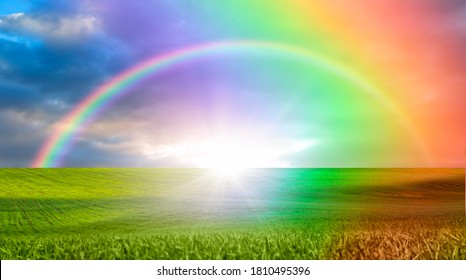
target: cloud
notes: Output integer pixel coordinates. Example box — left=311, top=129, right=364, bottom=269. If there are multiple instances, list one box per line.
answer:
left=0, top=109, right=51, bottom=167
left=0, top=2, right=147, bottom=167
left=0, top=12, right=100, bottom=43
left=0, top=83, right=39, bottom=109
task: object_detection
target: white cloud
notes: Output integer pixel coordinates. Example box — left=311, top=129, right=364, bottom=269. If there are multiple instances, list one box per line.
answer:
left=0, top=12, right=100, bottom=42
left=7, top=13, right=25, bottom=20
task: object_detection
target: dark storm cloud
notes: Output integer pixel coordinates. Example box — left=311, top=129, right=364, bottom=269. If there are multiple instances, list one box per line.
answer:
left=0, top=110, right=48, bottom=167
left=0, top=1, right=133, bottom=166
left=0, top=0, right=200, bottom=109
left=0, top=83, right=38, bottom=109
left=0, top=0, right=208, bottom=167
left=63, top=138, right=152, bottom=168
left=0, top=29, right=126, bottom=102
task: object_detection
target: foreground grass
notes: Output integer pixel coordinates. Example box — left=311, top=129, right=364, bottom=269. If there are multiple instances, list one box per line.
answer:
left=1, top=216, right=465, bottom=260
left=0, top=168, right=464, bottom=259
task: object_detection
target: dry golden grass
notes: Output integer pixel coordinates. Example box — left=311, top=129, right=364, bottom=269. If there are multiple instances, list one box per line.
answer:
left=329, top=216, right=466, bottom=260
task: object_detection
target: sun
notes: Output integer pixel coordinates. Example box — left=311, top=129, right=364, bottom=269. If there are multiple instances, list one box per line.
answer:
left=195, top=139, right=313, bottom=180
left=211, top=166, right=245, bottom=180
left=144, top=132, right=315, bottom=174
left=197, top=143, right=251, bottom=179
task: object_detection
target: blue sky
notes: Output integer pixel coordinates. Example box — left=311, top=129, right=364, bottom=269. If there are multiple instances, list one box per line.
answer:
left=0, top=1, right=31, bottom=15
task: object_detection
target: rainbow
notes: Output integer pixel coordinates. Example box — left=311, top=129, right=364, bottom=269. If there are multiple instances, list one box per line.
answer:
left=31, top=40, right=431, bottom=168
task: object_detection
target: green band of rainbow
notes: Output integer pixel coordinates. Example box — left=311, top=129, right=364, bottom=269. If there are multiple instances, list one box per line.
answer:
left=31, top=40, right=432, bottom=167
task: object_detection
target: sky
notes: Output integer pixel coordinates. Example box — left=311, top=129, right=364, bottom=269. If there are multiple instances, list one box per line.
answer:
left=0, top=0, right=465, bottom=168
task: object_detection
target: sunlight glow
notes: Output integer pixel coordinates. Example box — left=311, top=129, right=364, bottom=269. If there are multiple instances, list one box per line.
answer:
left=145, top=133, right=316, bottom=171
left=210, top=166, right=245, bottom=180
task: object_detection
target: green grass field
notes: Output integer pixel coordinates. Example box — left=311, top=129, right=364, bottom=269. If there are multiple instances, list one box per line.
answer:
left=0, top=168, right=465, bottom=259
